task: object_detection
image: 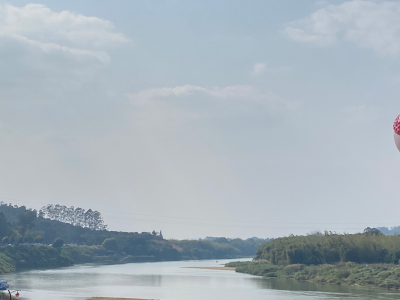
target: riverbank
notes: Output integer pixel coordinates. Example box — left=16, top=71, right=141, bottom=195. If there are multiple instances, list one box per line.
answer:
left=226, top=261, right=400, bottom=290
left=0, top=245, right=74, bottom=272
left=0, top=253, right=14, bottom=273
left=0, top=293, right=19, bottom=300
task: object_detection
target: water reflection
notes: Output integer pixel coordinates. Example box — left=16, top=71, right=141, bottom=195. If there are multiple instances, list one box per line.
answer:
left=251, top=276, right=400, bottom=299
left=3, top=259, right=400, bottom=300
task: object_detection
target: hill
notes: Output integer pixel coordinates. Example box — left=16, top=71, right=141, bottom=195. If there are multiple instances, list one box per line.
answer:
left=0, top=202, right=270, bottom=274
left=377, top=226, right=400, bottom=235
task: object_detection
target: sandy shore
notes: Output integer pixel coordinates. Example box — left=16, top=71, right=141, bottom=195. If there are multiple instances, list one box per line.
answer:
left=185, top=266, right=236, bottom=271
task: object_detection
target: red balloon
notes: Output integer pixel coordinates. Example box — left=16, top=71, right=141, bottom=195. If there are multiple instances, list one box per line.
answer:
left=394, top=114, right=400, bottom=152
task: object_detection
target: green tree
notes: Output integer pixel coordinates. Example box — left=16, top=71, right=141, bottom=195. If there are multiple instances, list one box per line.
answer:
left=2, top=236, right=9, bottom=244
left=363, top=227, right=383, bottom=236
left=24, top=235, right=34, bottom=243
left=0, top=212, right=10, bottom=239
left=18, top=211, right=37, bottom=236
left=52, top=238, right=64, bottom=248
left=34, top=235, right=44, bottom=243
left=9, top=229, right=22, bottom=244
left=102, top=238, right=118, bottom=251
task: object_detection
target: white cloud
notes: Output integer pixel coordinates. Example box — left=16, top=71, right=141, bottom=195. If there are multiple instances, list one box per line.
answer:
left=251, top=63, right=291, bottom=77
left=0, top=4, right=127, bottom=62
left=128, top=85, right=262, bottom=105
left=284, top=0, right=400, bottom=56
left=7, top=33, right=110, bottom=63
left=0, top=4, right=128, bottom=103
left=251, top=63, right=267, bottom=76
left=127, top=84, right=299, bottom=110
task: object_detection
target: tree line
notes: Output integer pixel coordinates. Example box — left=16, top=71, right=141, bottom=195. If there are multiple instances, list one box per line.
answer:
left=0, top=202, right=272, bottom=262
left=255, top=228, right=400, bottom=265
left=0, top=202, right=107, bottom=244
left=39, top=204, right=107, bottom=231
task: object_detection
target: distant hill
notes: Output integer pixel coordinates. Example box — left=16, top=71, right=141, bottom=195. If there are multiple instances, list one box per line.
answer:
left=178, top=237, right=272, bottom=258
left=376, top=227, right=400, bottom=235
left=0, top=202, right=119, bottom=244
left=0, top=202, right=180, bottom=261
left=0, top=202, right=267, bottom=262
left=200, top=236, right=272, bottom=242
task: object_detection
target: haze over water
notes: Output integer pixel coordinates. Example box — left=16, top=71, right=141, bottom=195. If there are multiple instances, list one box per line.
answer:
left=5, top=259, right=400, bottom=300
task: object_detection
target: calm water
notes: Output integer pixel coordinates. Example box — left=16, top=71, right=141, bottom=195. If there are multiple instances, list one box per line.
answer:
left=3, top=259, right=400, bottom=300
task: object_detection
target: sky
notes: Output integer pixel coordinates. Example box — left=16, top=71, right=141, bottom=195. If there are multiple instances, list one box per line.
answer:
left=1, top=0, right=400, bottom=239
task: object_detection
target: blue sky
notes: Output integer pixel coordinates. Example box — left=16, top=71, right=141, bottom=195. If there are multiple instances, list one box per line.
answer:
left=0, top=0, right=399, bottom=239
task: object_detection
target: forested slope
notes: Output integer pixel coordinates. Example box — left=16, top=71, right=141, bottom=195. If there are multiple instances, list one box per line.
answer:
left=0, top=202, right=269, bottom=274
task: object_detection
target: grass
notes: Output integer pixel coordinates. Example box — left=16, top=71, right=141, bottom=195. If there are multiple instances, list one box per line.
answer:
left=0, top=252, right=14, bottom=274
left=225, top=261, right=400, bottom=290
left=60, top=245, right=104, bottom=263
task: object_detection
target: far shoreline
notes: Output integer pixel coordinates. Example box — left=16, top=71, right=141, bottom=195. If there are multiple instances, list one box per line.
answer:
left=184, top=266, right=236, bottom=271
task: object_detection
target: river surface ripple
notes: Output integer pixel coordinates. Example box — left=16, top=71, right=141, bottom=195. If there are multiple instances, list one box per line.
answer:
left=4, top=258, right=400, bottom=300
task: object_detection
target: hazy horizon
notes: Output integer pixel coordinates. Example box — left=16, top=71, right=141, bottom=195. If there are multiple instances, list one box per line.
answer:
left=1, top=0, right=400, bottom=239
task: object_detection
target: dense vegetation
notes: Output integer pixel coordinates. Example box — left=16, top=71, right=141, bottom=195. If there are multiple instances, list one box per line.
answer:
left=0, top=203, right=267, bottom=260
left=255, top=228, right=400, bottom=265
left=226, top=261, right=400, bottom=290
left=0, top=245, right=73, bottom=269
left=225, top=228, right=400, bottom=290
left=0, top=253, right=14, bottom=274
left=0, top=202, right=110, bottom=244
left=0, top=202, right=270, bottom=275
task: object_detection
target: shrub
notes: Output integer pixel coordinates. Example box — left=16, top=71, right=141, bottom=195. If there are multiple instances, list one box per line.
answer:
left=336, top=270, right=350, bottom=279
left=34, top=235, right=43, bottom=243
left=377, top=271, right=391, bottom=279
left=283, top=264, right=304, bottom=275
left=52, top=238, right=64, bottom=248
left=24, top=235, right=33, bottom=243
left=102, top=238, right=118, bottom=251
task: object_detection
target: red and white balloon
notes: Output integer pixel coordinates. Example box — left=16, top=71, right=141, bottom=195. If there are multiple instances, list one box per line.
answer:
left=394, top=114, right=400, bottom=152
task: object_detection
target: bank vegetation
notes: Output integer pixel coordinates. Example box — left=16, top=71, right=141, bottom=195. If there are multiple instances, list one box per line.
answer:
left=227, top=228, right=400, bottom=290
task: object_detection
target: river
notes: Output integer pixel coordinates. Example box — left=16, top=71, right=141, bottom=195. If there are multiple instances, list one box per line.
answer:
left=3, top=258, right=400, bottom=300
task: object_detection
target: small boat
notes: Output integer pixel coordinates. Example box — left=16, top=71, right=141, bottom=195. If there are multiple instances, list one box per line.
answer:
left=0, top=280, right=9, bottom=290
